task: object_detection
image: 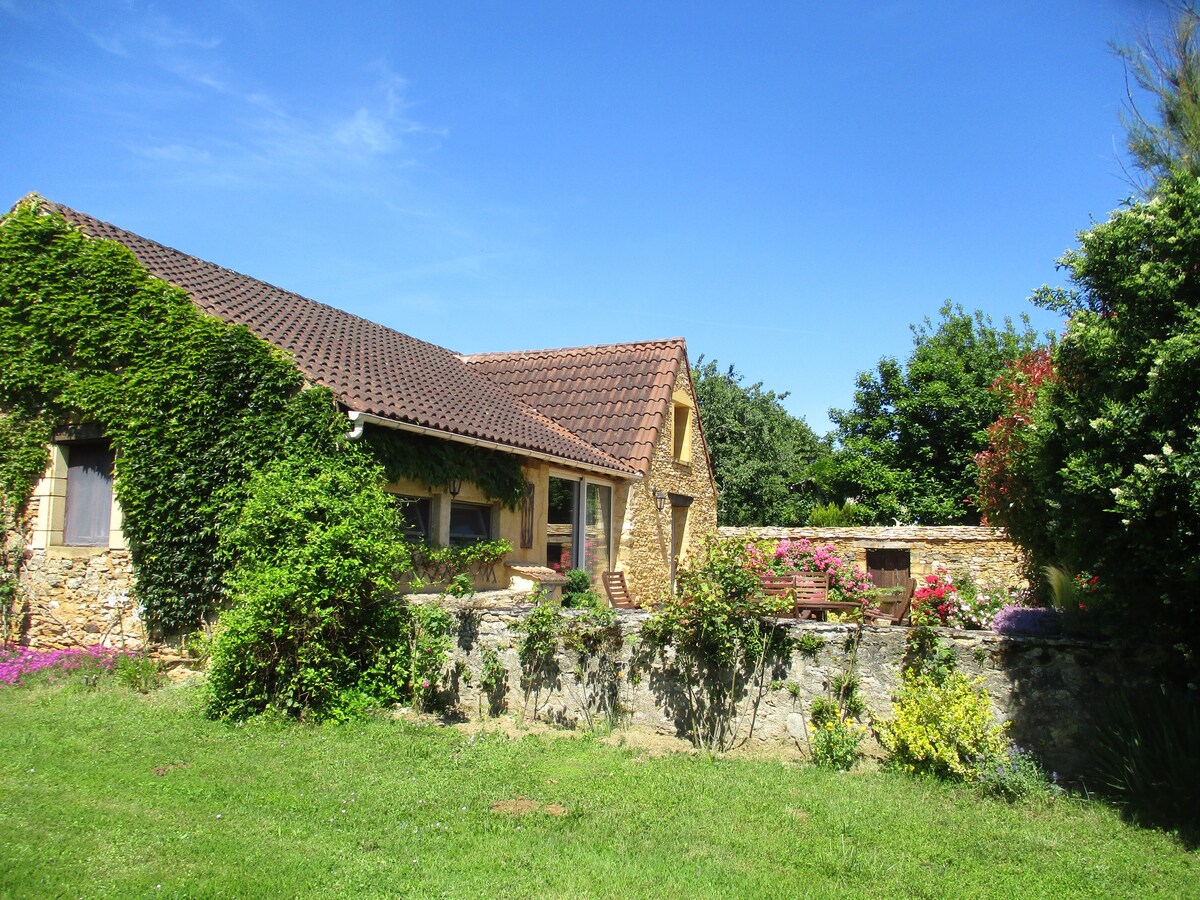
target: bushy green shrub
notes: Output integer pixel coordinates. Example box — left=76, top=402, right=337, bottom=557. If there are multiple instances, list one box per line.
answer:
left=113, top=654, right=164, bottom=693
left=976, top=744, right=1059, bottom=802
left=811, top=711, right=867, bottom=771
left=806, top=501, right=873, bottom=527
left=560, top=568, right=603, bottom=608
left=205, top=448, right=415, bottom=721
left=1089, top=688, right=1200, bottom=833
left=876, top=670, right=1009, bottom=781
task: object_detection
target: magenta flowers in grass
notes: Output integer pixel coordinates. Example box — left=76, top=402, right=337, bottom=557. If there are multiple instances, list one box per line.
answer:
left=0, top=645, right=126, bottom=685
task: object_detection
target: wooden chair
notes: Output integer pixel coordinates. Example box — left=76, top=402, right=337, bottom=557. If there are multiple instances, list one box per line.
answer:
left=759, top=575, right=797, bottom=599
left=864, top=577, right=917, bottom=625
left=602, top=571, right=639, bottom=609
left=761, top=573, right=831, bottom=619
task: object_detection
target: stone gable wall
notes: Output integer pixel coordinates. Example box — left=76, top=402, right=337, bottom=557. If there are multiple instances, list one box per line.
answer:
left=616, top=363, right=718, bottom=602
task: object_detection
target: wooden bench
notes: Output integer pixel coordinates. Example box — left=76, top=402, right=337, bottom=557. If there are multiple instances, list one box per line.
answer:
left=602, top=571, right=639, bottom=609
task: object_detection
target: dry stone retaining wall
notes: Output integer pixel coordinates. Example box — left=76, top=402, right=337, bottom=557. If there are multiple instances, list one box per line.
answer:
left=440, top=603, right=1162, bottom=776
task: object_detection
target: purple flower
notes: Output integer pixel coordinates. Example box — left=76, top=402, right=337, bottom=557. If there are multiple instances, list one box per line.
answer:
left=0, top=645, right=127, bottom=685
left=991, top=605, right=1061, bottom=636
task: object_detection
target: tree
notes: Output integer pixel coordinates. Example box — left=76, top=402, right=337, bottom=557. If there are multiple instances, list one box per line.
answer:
left=978, top=172, right=1200, bottom=642
left=691, top=358, right=826, bottom=527
left=1117, top=3, right=1200, bottom=186
left=818, top=303, right=1046, bottom=525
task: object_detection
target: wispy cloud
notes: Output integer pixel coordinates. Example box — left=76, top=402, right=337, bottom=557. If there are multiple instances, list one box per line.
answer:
left=38, top=4, right=442, bottom=191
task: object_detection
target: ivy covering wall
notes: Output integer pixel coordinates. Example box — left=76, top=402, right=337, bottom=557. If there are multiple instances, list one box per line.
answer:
left=0, top=199, right=525, bottom=635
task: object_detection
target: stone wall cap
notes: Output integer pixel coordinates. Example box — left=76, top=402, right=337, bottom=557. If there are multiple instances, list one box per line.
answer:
left=721, top=525, right=1011, bottom=543
left=506, top=564, right=569, bottom=584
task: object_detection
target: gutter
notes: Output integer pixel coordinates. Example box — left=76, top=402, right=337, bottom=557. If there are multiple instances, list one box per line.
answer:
left=345, top=410, right=641, bottom=482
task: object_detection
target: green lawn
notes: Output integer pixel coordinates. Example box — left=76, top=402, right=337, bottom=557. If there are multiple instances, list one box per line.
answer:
left=0, top=679, right=1194, bottom=899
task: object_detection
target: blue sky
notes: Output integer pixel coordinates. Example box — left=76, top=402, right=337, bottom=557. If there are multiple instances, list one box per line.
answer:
left=0, top=1, right=1170, bottom=434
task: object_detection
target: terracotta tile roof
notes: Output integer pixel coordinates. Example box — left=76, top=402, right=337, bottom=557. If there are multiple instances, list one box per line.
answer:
left=461, top=339, right=688, bottom=475
left=33, top=196, right=634, bottom=477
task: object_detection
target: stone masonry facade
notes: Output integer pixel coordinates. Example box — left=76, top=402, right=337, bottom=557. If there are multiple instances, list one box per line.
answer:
left=719, top=525, right=1027, bottom=590
left=615, top=364, right=717, bottom=603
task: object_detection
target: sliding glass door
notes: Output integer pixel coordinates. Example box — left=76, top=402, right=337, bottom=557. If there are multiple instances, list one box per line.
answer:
left=546, top=475, right=612, bottom=583
left=583, top=483, right=612, bottom=581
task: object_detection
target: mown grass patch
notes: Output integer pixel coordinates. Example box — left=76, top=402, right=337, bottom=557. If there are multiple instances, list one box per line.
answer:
left=0, top=678, right=1194, bottom=899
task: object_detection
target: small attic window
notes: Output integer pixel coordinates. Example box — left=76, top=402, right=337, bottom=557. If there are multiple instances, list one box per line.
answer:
left=672, top=400, right=692, bottom=463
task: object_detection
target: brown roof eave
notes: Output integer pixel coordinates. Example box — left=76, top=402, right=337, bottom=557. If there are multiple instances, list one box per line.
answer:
left=346, top=410, right=641, bottom=482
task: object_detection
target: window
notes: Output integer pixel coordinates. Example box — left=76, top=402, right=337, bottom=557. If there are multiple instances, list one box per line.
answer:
left=672, top=400, right=692, bottom=463
left=392, top=495, right=431, bottom=543
left=545, top=475, right=614, bottom=580
left=449, top=501, right=492, bottom=546
left=546, top=476, right=578, bottom=571
left=62, top=441, right=114, bottom=547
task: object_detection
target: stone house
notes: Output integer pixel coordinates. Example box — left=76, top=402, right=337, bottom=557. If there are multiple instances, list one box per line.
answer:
left=14, top=198, right=716, bottom=647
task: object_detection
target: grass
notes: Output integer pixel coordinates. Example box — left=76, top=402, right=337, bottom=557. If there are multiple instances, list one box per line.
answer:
left=0, top=678, right=1195, bottom=899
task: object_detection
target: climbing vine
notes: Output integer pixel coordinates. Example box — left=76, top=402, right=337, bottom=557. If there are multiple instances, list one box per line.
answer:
left=364, top=429, right=527, bottom=509
left=0, top=199, right=526, bottom=636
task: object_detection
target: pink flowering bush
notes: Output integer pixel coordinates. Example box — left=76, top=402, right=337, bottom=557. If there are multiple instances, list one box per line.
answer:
left=0, top=645, right=125, bottom=686
left=744, top=538, right=875, bottom=605
left=911, top=570, right=1027, bottom=630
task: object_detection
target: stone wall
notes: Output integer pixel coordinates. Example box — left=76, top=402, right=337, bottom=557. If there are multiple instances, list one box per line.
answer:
left=439, top=603, right=1162, bottom=776
left=15, top=546, right=141, bottom=650
left=720, top=525, right=1027, bottom=590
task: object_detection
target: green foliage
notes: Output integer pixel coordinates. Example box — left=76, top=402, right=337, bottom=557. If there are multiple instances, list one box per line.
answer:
left=559, top=568, right=604, bottom=608
left=876, top=670, right=1010, bottom=782
left=1088, top=688, right=1200, bottom=835
left=409, top=539, right=512, bottom=589
left=796, top=632, right=825, bottom=659
left=363, top=428, right=527, bottom=509
left=976, top=744, right=1059, bottom=803
left=558, top=604, right=620, bottom=654
left=480, top=647, right=507, bottom=694
left=1116, top=5, right=1200, bottom=187
left=691, top=357, right=827, bottom=527
left=643, top=534, right=790, bottom=667
left=982, top=173, right=1200, bottom=649
left=643, top=534, right=792, bottom=751
left=514, top=596, right=623, bottom=729
left=0, top=200, right=339, bottom=632
left=805, top=501, right=873, bottom=527
left=112, top=654, right=164, bottom=694
left=204, top=448, right=417, bottom=721
left=819, top=302, right=1046, bottom=524
left=810, top=711, right=867, bottom=771
left=806, top=626, right=868, bottom=770
left=902, top=625, right=959, bottom=682
left=514, top=597, right=564, bottom=674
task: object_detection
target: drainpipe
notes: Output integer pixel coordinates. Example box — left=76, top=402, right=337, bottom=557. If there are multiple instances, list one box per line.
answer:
left=346, top=410, right=366, bottom=440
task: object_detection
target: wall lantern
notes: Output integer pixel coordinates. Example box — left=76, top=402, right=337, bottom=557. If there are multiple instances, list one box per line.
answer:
left=448, top=477, right=463, bottom=498
left=652, top=488, right=668, bottom=512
